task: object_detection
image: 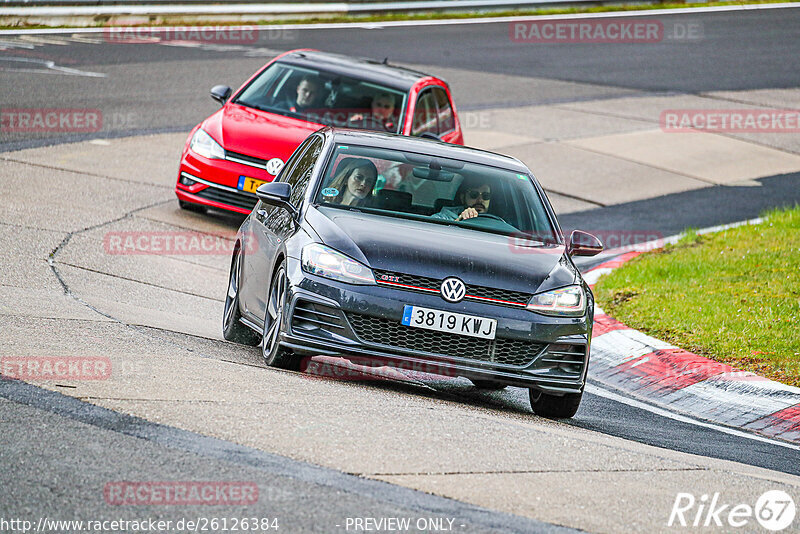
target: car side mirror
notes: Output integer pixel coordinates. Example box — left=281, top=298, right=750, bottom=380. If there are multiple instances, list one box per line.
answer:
left=567, top=230, right=603, bottom=257
left=256, top=182, right=298, bottom=218
left=210, top=85, right=232, bottom=105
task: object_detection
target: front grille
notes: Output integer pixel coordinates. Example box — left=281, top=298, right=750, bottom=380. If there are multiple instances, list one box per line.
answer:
left=195, top=185, right=258, bottom=211
left=373, top=269, right=531, bottom=308
left=347, top=313, right=545, bottom=367
left=225, top=150, right=267, bottom=169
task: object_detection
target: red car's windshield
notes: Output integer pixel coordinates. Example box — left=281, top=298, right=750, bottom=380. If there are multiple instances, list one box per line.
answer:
left=234, top=62, right=407, bottom=134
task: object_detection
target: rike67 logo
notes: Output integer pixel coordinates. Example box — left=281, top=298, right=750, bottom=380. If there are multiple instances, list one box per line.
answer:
left=668, top=490, right=796, bottom=531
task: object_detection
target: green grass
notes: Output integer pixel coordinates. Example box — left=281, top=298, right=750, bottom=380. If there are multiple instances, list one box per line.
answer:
left=594, top=206, right=800, bottom=387
left=1, top=0, right=798, bottom=30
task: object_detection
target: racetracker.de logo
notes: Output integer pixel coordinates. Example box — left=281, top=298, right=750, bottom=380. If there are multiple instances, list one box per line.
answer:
left=104, top=482, right=259, bottom=506
left=103, top=26, right=259, bottom=44
left=510, top=19, right=663, bottom=43
left=661, top=109, right=800, bottom=133
left=0, top=108, right=102, bottom=133
left=103, top=231, right=255, bottom=256
left=1, top=356, right=111, bottom=381
left=300, top=356, right=458, bottom=381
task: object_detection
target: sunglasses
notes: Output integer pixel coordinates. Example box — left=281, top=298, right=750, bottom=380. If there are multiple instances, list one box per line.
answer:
left=466, top=190, right=491, bottom=201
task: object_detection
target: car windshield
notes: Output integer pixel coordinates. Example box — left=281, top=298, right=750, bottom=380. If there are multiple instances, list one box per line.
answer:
left=233, top=61, right=406, bottom=134
left=314, top=143, right=558, bottom=243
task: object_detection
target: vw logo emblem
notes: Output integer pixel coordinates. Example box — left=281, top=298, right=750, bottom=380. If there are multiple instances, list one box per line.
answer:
left=440, top=277, right=466, bottom=303
left=265, top=157, right=284, bottom=176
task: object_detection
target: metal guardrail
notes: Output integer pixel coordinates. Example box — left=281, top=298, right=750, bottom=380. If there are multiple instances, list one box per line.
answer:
left=2, top=0, right=439, bottom=3
left=0, top=0, right=610, bottom=13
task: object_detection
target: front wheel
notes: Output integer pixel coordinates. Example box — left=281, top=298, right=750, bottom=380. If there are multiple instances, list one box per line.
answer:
left=261, top=262, right=299, bottom=370
left=529, top=389, right=583, bottom=418
left=222, top=247, right=260, bottom=345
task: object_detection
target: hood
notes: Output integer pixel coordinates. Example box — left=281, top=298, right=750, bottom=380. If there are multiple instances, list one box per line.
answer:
left=203, top=104, right=320, bottom=162
left=306, top=207, right=579, bottom=295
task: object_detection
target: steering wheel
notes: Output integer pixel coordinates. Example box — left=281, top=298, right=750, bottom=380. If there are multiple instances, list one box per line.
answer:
left=476, top=213, right=504, bottom=221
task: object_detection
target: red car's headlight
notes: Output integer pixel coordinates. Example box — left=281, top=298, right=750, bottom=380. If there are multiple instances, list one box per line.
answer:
left=190, top=129, right=225, bottom=160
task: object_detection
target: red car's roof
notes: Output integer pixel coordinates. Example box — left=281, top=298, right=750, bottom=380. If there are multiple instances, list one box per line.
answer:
left=277, top=50, right=445, bottom=92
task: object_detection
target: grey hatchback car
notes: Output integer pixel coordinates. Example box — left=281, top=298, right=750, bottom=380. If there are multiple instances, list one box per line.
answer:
left=223, top=127, right=603, bottom=418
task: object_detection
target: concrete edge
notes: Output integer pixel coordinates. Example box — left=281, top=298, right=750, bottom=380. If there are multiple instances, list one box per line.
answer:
left=0, top=378, right=580, bottom=534
left=583, top=228, right=800, bottom=445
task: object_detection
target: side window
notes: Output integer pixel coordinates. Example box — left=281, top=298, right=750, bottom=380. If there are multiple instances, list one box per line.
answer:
left=412, top=90, right=438, bottom=136
left=276, top=135, right=316, bottom=183
left=284, top=136, right=324, bottom=206
left=432, top=87, right=455, bottom=134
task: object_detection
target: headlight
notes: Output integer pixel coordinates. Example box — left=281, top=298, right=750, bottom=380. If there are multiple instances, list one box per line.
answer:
left=301, top=244, right=376, bottom=285
left=189, top=128, right=225, bottom=159
left=527, top=285, right=586, bottom=316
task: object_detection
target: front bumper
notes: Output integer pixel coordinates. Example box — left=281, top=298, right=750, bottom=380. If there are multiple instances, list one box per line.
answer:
left=176, top=150, right=270, bottom=214
left=281, top=259, right=592, bottom=395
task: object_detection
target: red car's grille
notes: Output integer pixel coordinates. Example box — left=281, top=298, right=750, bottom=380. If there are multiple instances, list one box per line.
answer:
left=195, top=185, right=257, bottom=211
left=225, top=150, right=267, bottom=169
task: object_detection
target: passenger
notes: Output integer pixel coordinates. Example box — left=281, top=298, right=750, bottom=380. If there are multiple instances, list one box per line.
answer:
left=278, top=74, right=321, bottom=114
left=349, top=93, right=396, bottom=132
left=432, top=177, right=492, bottom=221
left=324, top=158, right=378, bottom=207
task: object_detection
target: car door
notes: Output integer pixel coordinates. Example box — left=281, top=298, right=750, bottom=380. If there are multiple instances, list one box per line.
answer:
left=248, top=134, right=324, bottom=326
left=241, top=135, right=314, bottom=322
left=431, top=86, right=461, bottom=144
left=410, top=85, right=461, bottom=144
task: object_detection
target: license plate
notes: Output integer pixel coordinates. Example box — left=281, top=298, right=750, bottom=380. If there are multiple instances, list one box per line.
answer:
left=237, top=176, right=266, bottom=194
left=401, top=305, right=497, bottom=340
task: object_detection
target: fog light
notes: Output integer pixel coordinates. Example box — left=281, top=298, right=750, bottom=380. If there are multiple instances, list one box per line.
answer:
left=180, top=174, right=196, bottom=186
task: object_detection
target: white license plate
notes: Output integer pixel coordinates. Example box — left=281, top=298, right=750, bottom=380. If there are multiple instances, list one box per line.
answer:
left=401, top=305, right=497, bottom=340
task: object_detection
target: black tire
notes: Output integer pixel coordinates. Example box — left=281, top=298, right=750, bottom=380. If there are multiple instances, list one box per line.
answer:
left=222, top=247, right=260, bottom=345
left=470, top=379, right=506, bottom=390
left=261, top=262, right=299, bottom=370
left=529, top=389, right=583, bottom=418
left=179, top=199, right=206, bottom=213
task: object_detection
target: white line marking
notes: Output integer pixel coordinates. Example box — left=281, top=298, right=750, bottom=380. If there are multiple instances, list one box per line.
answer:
left=0, top=39, right=34, bottom=50
left=585, top=383, right=800, bottom=451
left=582, top=267, right=612, bottom=285
left=0, top=3, right=798, bottom=35
left=0, top=56, right=105, bottom=77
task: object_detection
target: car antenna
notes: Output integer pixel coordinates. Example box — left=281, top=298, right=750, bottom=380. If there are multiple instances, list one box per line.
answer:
left=382, top=57, right=389, bottom=64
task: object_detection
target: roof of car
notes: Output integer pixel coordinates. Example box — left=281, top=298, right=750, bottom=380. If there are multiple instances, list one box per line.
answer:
left=277, top=50, right=441, bottom=92
left=325, top=128, right=530, bottom=173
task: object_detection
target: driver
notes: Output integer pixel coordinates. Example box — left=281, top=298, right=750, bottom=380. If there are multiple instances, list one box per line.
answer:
left=277, top=74, right=321, bottom=114
left=432, top=177, right=492, bottom=221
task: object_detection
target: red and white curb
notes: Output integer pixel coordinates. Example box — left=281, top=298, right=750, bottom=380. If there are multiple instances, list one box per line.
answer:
left=584, top=248, right=800, bottom=445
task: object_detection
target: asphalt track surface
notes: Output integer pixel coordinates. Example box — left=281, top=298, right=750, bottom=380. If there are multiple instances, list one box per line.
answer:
left=2, top=7, right=800, bottom=532
left=2, top=8, right=800, bottom=151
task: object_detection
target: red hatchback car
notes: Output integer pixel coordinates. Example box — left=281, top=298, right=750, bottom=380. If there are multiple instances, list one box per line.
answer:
left=176, top=49, right=464, bottom=215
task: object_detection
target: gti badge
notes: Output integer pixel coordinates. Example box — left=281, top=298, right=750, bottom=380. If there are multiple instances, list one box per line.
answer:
left=440, top=277, right=466, bottom=303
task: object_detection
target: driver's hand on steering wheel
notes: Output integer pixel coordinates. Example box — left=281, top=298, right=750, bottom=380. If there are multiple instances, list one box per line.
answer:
left=456, top=207, right=479, bottom=221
